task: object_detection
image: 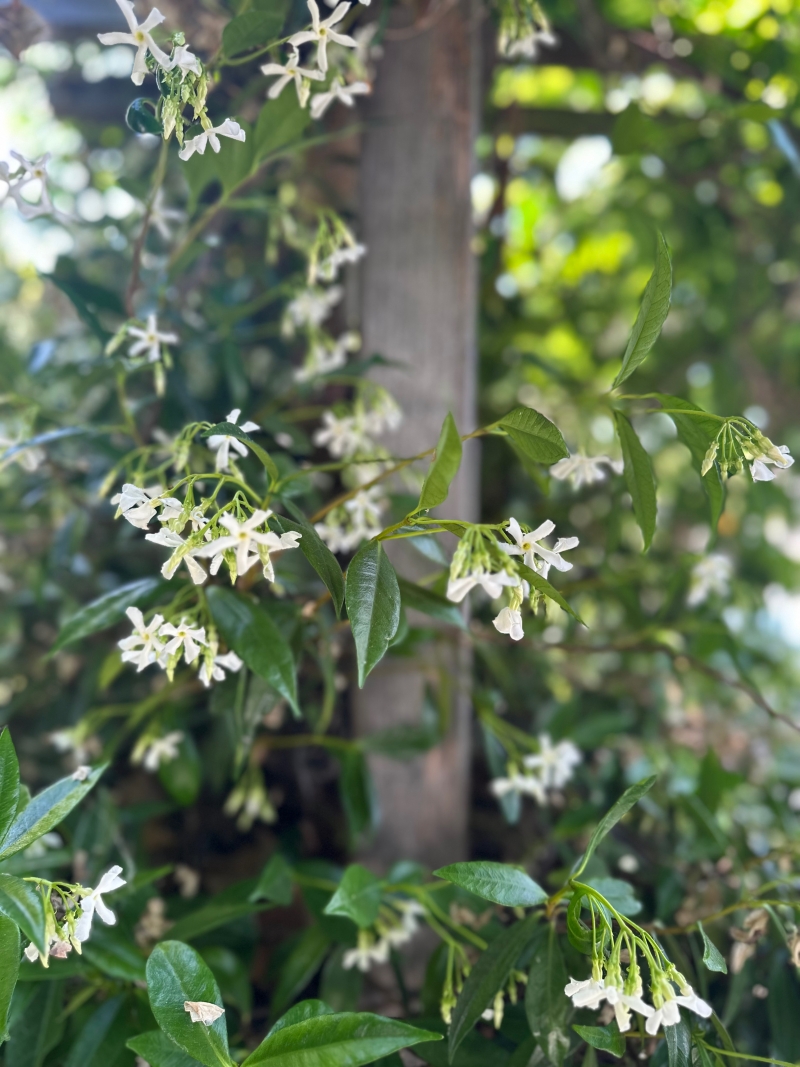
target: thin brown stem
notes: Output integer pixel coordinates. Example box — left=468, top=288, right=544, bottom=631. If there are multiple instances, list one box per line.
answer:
left=126, top=137, right=170, bottom=316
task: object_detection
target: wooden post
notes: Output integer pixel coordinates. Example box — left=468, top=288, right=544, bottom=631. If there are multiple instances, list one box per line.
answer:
left=354, top=0, right=481, bottom=873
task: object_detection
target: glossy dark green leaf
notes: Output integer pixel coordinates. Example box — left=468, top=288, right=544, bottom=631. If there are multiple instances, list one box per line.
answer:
left=250, top=853, right=294, bottom=906
left=267, top=1000, right=335, bottom=1037
left=397, top=578, right=466, bottom=630
left=222, top=5, right=288, bottom=57
left=497, top=407, right=568, bottom=465
left=697, top=920, right=727, bottom=974
left=243, top=1011, right=441, bottom=1067
left=768, top=955, right=800, bottom=1062
left=0, top=766, right=105, bottom=861
left=613, top=412, right=657, bottom=551
left=433, top=862, right=546, bottom=908
left=64, top=995, right=127, bottom=1067
left=345, top=540, right=401, bottom=687
left=613, top=232, right=671, bottom=387
left=655, top=395, right=724, bottom=530
left=81, top=924, right=147, bottom=982
left=323, top=865, right=382, bottom=929
left=573, top=1024, right=625, bottom=1058
left=5, top=980, right=64, bottom=1067
left=126, top=98, right=162, bottom=135
left=50, top=578, right=166, bottom=653
left=270, top=925, right=331, bottom=1020
left=665, top=1014, right=692, bottom=1067
left=275, top=507, right=344, bottom=617
left=0, top=731, right=20, bottom=849
left=207, top=587, right=298, bottom=715
left=449, top=914, right=540, bottom=1059
left=201, top=422, right=278, bottom=481
left=0, top=876, right=46, bottom=954
left=572, top=776, right=656, bottom=879
left=525, top=925, right=570, bottom=1067
left=0, top=915, right=19, bottom=1041
left=146, top=941, right=230, bottom=1067
left=417, top=413, right=462, bottom=511
left=516, top=562, right=585, bottom=625
left=128, top=1030, right=204, bottom=1067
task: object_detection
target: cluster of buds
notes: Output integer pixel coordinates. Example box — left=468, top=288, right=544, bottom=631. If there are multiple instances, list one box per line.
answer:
left=481, top=969, right=528, bottom=1029
left=307, top=211, right=367, bottom=285
left=342, top=900, right=426, bottom=972
left=22, top=867, right=126, bottom=967
left=496, top=0, right=557, bottom=59
left=701, top=418, right=794, bottom=483
left=224, top=765, right=278, bottom=831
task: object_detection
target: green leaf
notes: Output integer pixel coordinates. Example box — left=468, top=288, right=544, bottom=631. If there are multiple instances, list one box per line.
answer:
left=397, top=578, right=466, bottom=630
left=516, top=562, right=585, bottom=625
left=126, top=98, right=162, bottom=135
left=222, top=6, right=288, bottom=56
left=572, top=776, right=656, bottom=879
left=319, top=951, right=363, bottom=1013
left=146, top=941, right=230, bottom=1067
left=242, top=1012, right=441, bottom=1067
left=5, top=980, right=64, bottom=1067
left=0, top=731, right=20, bottom=849
left=0, top=876, right=46, bottom=954
left=159, top=734, right=202, bottom=807
left=613, top=412, right=657, bottom=551
left=417, top=413, right=462, bottom=511
left=168, top=885, right=271, bottom=943
left=0, top=915, right=19, bottom=1041
left=449, top=914, right=540, bottom=1059
left=573, top=1025, right=625, bottom=1058
left=270, top=925, right=331, bottom=1020
left=655, top=395, right=724, bottom=529
left=665, top=1014, right=692, bottom=1067
left=566, top=893, right=593, bottom=955
left=433, top=862, right=546, bottom=908
left=275, top=505, right=344, bottom=617
left=525, top=925, right=570, bottom=1067
left=250, top=854, right=294, bottom=906
left=207, top=587, right=298, bottom=715
left=267, top=1000, right=335, bottom=1037
left=584, top=877, right=641, bottom=917
left=128, top=1031, right=204, bottom=1067
left=496, top=407, right=568, bottom=465
left=201, top=422, right=279, bottom=481
left=698, top=920, right=727, bottom=974
left=613, top=232, right=671, bottom=387
left=337, top=751, right=377, bottom=842
left=345, top=540, right=401, bottom=687
left=323, top=865, right=382, bottom=929
left=50, top=577, right=166, bottom=653
left=255, top=90, right=312, bottom=164
left=64, top=996, right=128, bottom=1067
left=81, top=924, right=147, bottom=982
left=0, top=766, right=105, bottom=861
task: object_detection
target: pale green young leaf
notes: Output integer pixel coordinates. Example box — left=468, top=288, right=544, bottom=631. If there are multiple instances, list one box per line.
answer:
left=496, top=407, right=568, bottom=465
left=0, top=876, right=47, bottom=954
left=128, top=1030, right=204, bottom=1067
left=345, top=541, right=401, bottom=687
left=242, top=1012, right=441, bottom=1067
left=433, top=861, right=546, bottom=908
left=449, top=914, right=540, bottom=1059
left=0, top=766, right=105, bottom=861
left=250, top=854, right=294, bottom=906
left=655, top=395, right=724, bottom=530
left=573, top=1025, right=625, bottom=1058
left=612, top=232, right=672, bottom=387
left=698, top=920, right=727, bottom=973
left=613, top=412, right=657, bottom=551
left=200, top=422, right=279, bottom=482
left=207, top=587, right=298, bottom=715
left=0, top=915, right=19, bottom=1042
left=417, top=413, right=462, bottom=511
left=146, top=941, right=230, bottom=1067
left=50, top=577, right=166, bottom=653
left=323, top=864, right=382, bottom=929
left=525, top=925, right=570, bottom=1067
left=0, top=730, right=20, bottom=849
left=572, top=776, right=657, bottom=879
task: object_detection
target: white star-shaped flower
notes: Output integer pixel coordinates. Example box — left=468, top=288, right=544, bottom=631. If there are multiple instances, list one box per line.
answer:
left=97, top=0, right=173, bottom=86
left=74, top=865, right=127, bottom=942
left=446, top=567, right=519, bottom=603
left=127, top=313, right=178, bottom=363
left=136, top=730, right=185, bottom=772
left=499, top=516, right=579, bottom=580
left=111, top=483, right=182, bottom=529
left=261, top=49, right=324, bottom=105
left=565, top=976, right=606, bottom=1009
left=289, top=0, right=358, bottom=74
left=158, top=619, right=207, bottom=664
left=206, top=408, right=261, bottom=472
left=145, top=529, right=208, bottom=585
left=603, top=984, right=654, bottom=1032
left=198, top=651, right=244, bottom=688
left=294, top=331, right=360, bottom=382
left=172, top=44, right=201, bottom=79
left=118, top=606, right=166, bottom=672
left=313, top=411, right=370, bottom=458
left=194, top=510, right=301, bottom=581
left=493, top=605, right=524, bottom=641
left=523, top=734, right=581, bottom=789
left=750, top=444, right=794, bottom=482
left=283, top=286, right=342, bottom=335
left=3, top=152, right=56, bottom=219
left=179, top=119, right=246, bottom=161
left=491, top=771, right=546, bottom=804
left=310, top=77, right=370, bottom=119
left=550, top=453, right=623, bottom=488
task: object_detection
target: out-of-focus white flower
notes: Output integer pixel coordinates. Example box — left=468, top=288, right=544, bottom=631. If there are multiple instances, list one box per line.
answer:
left=343, top=930, right=390, bottom=972
left=97, top=0, right=173, bottom=85
left=261, top=50, right=324, bottom=105
left=523, top=734, right=581, bottom=789
left=750, top=444, right=794, bottom=482
left=179, top=119, right=246, bottom=161
left=206, top=408, right=261, bottom=472
left=283, top=286, right=342, bottom=335
left=198, top=651, right=244, bottom=688
left=446, top=567, right=519, bottom=603
left=687, top=553, right=732, bottom=606
left=127, top=313, right=178, bottom=363
left=318, top=243, right=366, bottom=281
left=149, top=189, right=186, bottom=241
left=550, top=453, right=623, bottom=488
left=491, top=770, right=546, bottom=805
left=289, top=0, right=358, bottom=74
left=294, top=331, right=360, bottom=382
left=75, top=865, right=126, bottom=941
left=118, top=607, right=166, bottom=672
left=499, top=516, right=579, bottom=579
left=134, top=730, right=185, bottom=772
left=310, top=77, right=370, bottom=119
left=1, top=152, right=59, bottom=219
left=313, top=411, right=370, bottom=458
